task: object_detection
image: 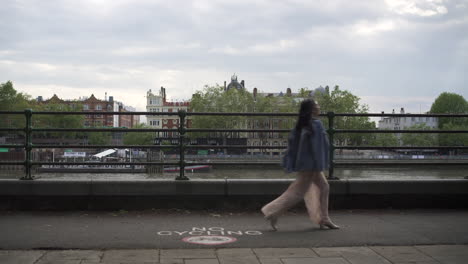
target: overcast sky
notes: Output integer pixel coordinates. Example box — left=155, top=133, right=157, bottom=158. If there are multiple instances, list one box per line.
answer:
left=1, top=0, right=467, bottom=115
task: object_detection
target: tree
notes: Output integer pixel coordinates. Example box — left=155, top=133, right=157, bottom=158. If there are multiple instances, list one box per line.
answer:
left=430, top=92, right=467, bottom=128
left=190, top=85, right=256, bottom=138
left=123, top=123, right=155, bottom=145
left=438, top=123, right=468, bottom=153
left=0, top=81, right=31, bottom=129
left=430, top=92, right=468, bottom=149
left=369, top=131, right=399, bottom=147
left=33, top=103, right=84, bottom=139
left=314, top=85, right=376, bottom=146
left=401, top=124, right=438, bottom=147
left=87, top=131, right=112, bottom=145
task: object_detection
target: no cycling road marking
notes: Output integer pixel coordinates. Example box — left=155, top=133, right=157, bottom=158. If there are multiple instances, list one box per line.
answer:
left=157, top=226, right=263, bottom=245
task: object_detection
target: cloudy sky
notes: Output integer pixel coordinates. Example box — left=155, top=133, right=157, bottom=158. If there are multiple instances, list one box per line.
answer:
left=1, top=0, right=467, bottom=115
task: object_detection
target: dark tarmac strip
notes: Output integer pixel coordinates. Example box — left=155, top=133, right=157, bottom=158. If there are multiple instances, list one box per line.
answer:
left=0, top=209, right=467, bottom=250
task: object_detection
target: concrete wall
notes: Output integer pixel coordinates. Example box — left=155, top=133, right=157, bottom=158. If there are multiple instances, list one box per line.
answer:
left=1, top=179, right=467, bottom=210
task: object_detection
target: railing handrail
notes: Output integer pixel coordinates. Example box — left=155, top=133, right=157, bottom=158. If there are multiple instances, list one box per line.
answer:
left=0, top=110, right=467, bottom=180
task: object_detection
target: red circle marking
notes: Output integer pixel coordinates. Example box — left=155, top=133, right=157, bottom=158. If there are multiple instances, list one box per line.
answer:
left=182, top=235, right=237, bottom=245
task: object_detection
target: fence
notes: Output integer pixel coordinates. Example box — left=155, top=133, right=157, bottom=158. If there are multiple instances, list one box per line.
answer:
left=1, top=110, right=467, bottom=180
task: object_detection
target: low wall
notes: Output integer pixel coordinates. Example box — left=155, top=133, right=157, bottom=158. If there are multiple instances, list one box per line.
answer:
left=1, top=179, right=467, bottom=210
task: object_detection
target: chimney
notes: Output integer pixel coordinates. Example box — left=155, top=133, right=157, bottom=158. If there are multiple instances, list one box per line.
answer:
left=109, top=96, right=114, bottom=102
left=224, top=81, right=227, bottom=91
left=400, top=107, right=405, bottom=114
left=105, top=92, right=107, bottom=101
left=37, top=96, right=43, bottom=102
left=253, top=88, right=258, bottom=101
left=381, top=111, right=384, bottom=120
left=286, top=88, right=292, bottom=96
left=241, top=80, right=245, bottom=88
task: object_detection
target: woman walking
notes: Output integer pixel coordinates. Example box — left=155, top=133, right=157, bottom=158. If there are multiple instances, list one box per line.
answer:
left=261, top=99, right=339, bottom=231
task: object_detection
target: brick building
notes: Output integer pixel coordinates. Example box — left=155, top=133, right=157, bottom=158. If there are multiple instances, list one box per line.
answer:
left=146, top=87, right=191, bottom=140
left=38, top=94, right=139, bottom=128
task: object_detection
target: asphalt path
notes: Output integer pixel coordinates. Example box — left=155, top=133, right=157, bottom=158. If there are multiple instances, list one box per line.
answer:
left=1, top=209, right=467, bottom=249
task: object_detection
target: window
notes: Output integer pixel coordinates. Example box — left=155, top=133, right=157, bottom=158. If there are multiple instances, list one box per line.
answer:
left=96, top=105, right=102, bottom=110
left=84, top=121, right=90, bottom=127
left=83, top=104, right=89, bottom=110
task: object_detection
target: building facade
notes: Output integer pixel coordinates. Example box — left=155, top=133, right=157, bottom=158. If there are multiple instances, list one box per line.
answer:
left=146, top=87, right=191, bottom=140
left=38, top=94, right=139, bottom=128
left=378, top=108, right=438, bottom=130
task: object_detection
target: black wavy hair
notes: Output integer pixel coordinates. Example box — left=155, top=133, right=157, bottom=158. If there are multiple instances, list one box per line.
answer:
left=295, top=99, right=318, bottom=134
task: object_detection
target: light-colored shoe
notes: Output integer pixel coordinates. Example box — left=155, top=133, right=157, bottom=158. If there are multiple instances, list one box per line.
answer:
left=265, top=216, right=278, bottom=231
left=319, top=220, right=340, bottom=230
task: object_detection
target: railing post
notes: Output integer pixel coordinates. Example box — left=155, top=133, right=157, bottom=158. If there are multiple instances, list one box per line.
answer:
left=176, top=110, right=189, bottom=180
left=21, top=109, right=33, bottom=180
left=327, top=111, right=339, bottom=180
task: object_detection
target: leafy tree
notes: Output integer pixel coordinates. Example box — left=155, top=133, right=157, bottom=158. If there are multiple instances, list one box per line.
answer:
left=429, top=92, right=468, bottom=149
left=314, top=85, right=376, bottom=146
left=87, top=130, right=112, bottom=145
left=430, top=92, right=467, bottom=128
left=369, top=131, right=399, bottom=147
left=123, top=123, right=155, bottom=145
left=0, top=81, right=31, bottom=129
left=401, top=123, right=438, bottom=147
left=190, top=85, right=256, bottom=138
left=33, top=103, right=84, bottom=139
left=438, top=123, right=468, bottom=153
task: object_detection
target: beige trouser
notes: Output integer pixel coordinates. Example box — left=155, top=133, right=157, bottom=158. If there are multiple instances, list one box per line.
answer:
left=261, top=171, right=330, bottom=224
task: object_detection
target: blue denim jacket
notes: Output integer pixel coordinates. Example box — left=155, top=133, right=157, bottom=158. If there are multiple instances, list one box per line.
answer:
left=282, top=119, right=330, bottom=173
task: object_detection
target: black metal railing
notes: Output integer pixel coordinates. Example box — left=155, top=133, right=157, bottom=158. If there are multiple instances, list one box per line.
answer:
left=0, top=110, right=467, bottom=180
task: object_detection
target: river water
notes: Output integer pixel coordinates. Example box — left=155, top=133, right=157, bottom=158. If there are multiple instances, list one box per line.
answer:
left=1, top=165, right=467, bottom=180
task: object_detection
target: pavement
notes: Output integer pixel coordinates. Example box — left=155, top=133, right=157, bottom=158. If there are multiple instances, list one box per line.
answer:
left=0, top=209, right=467, bottom=263
left=1, top=245, right=468, bottom=264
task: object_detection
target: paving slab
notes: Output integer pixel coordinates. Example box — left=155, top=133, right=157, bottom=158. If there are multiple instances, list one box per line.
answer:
left=160, top=249, right=216, bottom=259
left=217, top=248, right=260, bottom=264
left=253, top=248, right=317, bottom=258
left=101, top=249, right=159, bottom=263
left=160, top=258, right=184, bottom=264
left=185, top=259, right=219, bottom=264
left=281, top=257, right=348, bottom=264
left=0, top=250, right=45, bottom=264
left=313, top=246, right=392, bottom=264
left=258, top=259, right=283, bottom=264
left=36, top=250, right=102, bottom=264
left=371, top=246, right=436, bottom=263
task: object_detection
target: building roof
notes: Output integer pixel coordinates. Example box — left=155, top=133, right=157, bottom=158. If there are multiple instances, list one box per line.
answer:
left=226, top=74, right=244, bottom=91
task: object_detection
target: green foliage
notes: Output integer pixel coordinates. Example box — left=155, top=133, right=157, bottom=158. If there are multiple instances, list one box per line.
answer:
left=189, top=84, right=375, bottom=147
left=368, top=131, right=399, bottom=147
left=33, top=103, right=84, bottom=139
left=429, top=92, right=467, bottom=148
left=87, top=130, right=112, bottom=145
left=0, top=81, right=31, bottom=128
left=430, top=92, right=468, bottom=128
left=190, top=85, right=256, bottom=138
left=314, top=85, right=376, bottom=145
left=123, top=123, right=155, bottom=145
left=401, top=123, right=438, bottom=147
left=438, top=123, right=468, bottom=148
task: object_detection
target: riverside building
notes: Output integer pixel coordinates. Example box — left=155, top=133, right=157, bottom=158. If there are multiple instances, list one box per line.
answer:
left=146, top=87, right=191, bottom=143
left=37, top=94, right=139, bottom=128
left=378, top=108, right=438, bottom=130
